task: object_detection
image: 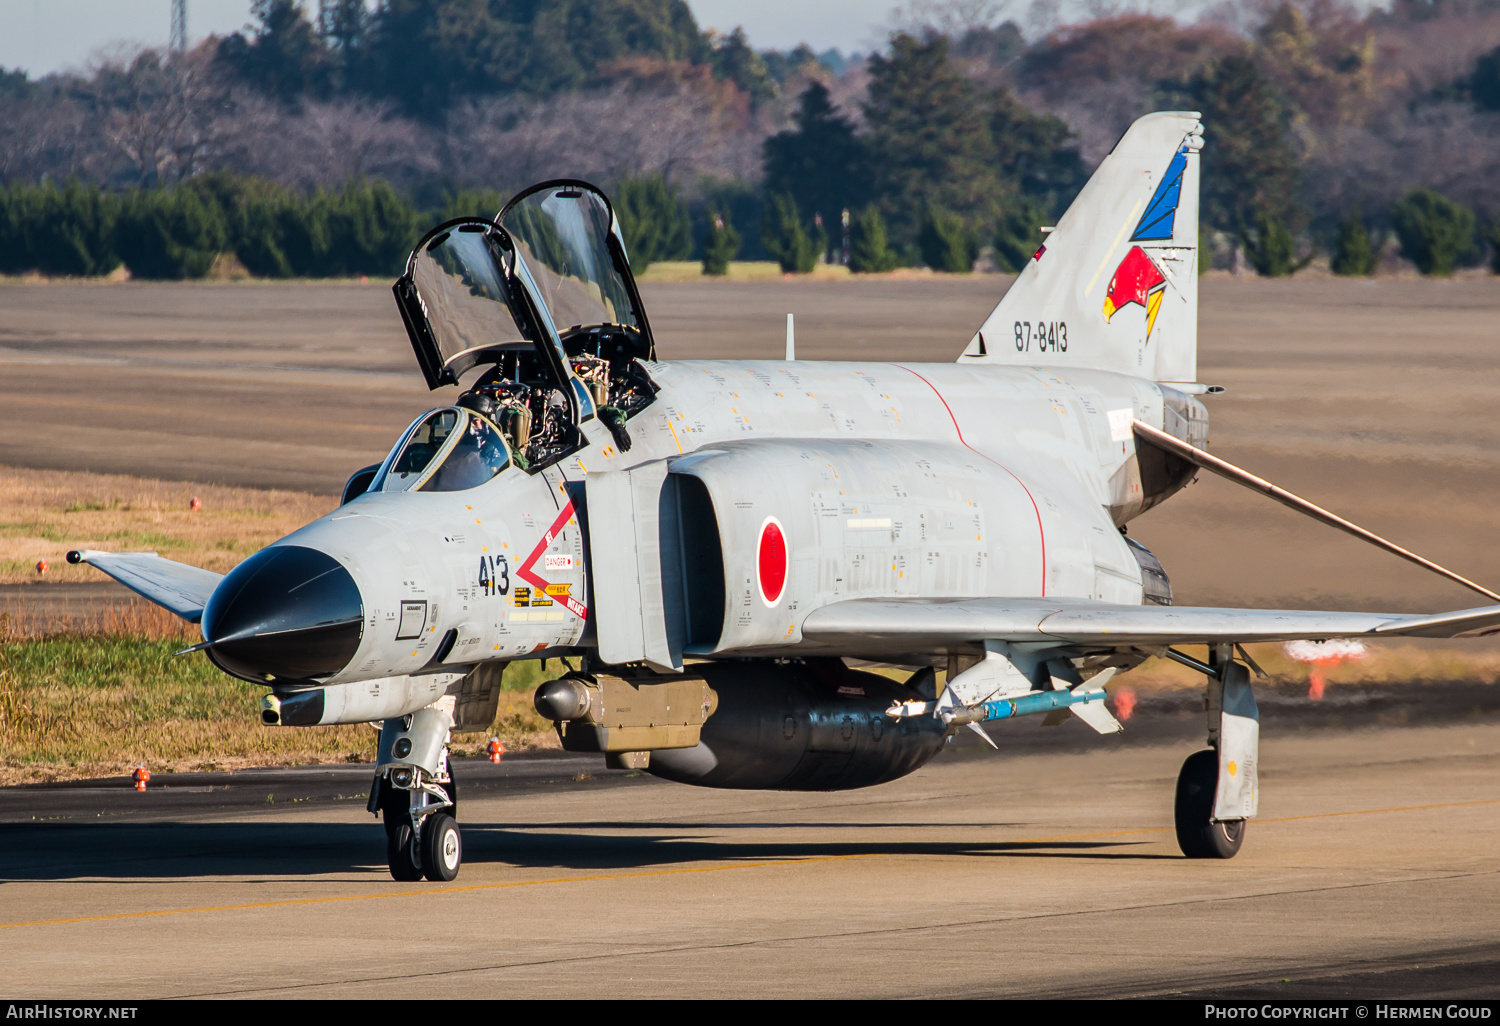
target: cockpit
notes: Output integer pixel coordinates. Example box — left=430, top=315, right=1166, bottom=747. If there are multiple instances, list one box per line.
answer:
left=373, top=407, right=512, bottom=494
left=389, top=180, right=658, bottom=476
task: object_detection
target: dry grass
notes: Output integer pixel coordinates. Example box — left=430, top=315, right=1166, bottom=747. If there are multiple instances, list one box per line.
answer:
left=0, top=595, right=194, bottom=642
left=0, top=612, right=559, bottom=785
left=0, top=464, right=332, bottom=584
left=0, top=637, right=558, bottom=785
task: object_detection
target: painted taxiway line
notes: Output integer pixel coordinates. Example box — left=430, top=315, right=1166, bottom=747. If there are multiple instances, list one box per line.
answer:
left=0, top=854, right=879, bottom=931
left=4, top=796, right=1498, bottom=932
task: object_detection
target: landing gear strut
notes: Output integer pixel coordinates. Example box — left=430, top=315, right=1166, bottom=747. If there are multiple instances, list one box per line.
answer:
left=1172, top=647, right=1259, bottom=860
left=370, top=707, right=463, bottom=881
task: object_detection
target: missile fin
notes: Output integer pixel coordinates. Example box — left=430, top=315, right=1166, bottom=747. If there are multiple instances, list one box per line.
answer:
left=1068, top=697, right=1124, bottom=735
left=966, top=721, right=999, bottom=750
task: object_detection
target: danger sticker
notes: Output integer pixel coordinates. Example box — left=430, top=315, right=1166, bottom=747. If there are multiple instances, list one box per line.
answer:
left=544, top=554, right=575, bottom=570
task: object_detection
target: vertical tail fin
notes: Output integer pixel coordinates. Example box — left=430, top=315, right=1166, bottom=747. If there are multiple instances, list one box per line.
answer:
left=961, top=111, right=1203, bottom=385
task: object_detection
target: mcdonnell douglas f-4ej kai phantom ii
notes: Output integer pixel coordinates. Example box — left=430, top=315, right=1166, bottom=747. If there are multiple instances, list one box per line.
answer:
left=71, top=111, right=1500, bottom=881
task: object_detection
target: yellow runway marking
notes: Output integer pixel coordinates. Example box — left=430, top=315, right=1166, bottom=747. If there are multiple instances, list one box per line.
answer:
left=0, top=854, right=875, bottom=931
left=6, top=797, right=1498, bottom=931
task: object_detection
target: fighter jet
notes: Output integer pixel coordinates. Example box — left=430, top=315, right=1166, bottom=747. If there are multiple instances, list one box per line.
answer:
left=70, top=112, right=1500, bottom=881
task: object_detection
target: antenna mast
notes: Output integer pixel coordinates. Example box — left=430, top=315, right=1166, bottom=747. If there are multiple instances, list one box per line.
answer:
left=170, top=0, right=187, bottom=53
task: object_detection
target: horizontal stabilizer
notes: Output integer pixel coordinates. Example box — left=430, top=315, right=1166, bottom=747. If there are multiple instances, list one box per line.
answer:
left=66, top=549, right=222, bottom=624
left=801, top=596, right=1500, bottom=656
left=1132, top=419, right=1500, bottom=604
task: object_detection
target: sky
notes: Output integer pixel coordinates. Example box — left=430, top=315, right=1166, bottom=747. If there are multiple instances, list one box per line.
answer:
left=0, top=0, right=902, bottom=78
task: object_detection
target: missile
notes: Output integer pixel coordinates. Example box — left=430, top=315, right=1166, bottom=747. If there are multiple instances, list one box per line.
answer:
left=886, top=686, right=1112, bottom=726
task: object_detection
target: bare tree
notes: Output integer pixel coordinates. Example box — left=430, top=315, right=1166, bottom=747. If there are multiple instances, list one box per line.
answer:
left=1305, top=102, right=1500, bottom=222
left=889, top=0, right=1016, bottom=38
left=442, top=71, right=768, bottom=195
left=90, top=43, right=227, bottom=186
left=214, top=94, right=437, bottom=190
left=0, top=92, right=86, bottom=185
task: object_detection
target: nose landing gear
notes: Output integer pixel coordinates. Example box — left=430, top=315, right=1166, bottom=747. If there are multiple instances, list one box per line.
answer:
left=371, top=706, right=463, bottom=881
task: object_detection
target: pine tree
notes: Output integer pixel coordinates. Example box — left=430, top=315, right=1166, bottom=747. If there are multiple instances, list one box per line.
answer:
left=762, top=81, right=869, bottom=232
left=919, top=206, right=977, bottom=272
left=1391, top=188, right=1478, bottom=277
left=1330, top=205, right=1376, bottom=276
left=862, top=33, right=996, bottom=249
left=323, top=179, right=419, bottom=277
left=992, top=193, right=1048, bottom=273
left=710, top=28, right=775, bottom=108
left=1241, top=212, right=1310, bottom=277
left=701, top=209, right=740, bottom=276
left=761, top=194, right=821, bottom=273
left=848, top=206, right=897, bottom=273
left=116, top=188, right=228, bottom=280
left=1188, top=55, right=1304, bottom=246
left=613, top=174, right=692, bottom=273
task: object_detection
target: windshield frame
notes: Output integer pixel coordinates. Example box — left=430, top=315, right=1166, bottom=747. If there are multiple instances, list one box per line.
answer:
left=369, top=407, right=513, bottom=495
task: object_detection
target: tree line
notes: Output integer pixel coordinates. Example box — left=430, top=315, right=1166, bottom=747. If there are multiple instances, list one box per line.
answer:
left=6, top=0, right=1500, bottom=278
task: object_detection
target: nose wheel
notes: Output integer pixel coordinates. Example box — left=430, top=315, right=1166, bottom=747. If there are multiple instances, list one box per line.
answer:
left=385, top=817, right=424, bottom=881
left=381, top=784, right=463, bottom=881
left=421, top=813, right=462, bottom=881
left=377, top=754, right=462, bottom=881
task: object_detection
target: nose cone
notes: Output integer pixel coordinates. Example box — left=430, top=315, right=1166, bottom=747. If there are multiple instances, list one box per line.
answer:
left=202, top=546, right=363, bottom=682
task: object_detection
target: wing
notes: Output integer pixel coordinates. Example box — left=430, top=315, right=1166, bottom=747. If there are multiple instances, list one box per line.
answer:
left=66, top=549, right=223, bottom=623
left=800, top=596, right=1500, bottom=656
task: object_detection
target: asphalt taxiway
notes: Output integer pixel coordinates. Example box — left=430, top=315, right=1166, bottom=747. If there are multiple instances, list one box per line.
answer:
left=3, top=713, right=1499, bottom=999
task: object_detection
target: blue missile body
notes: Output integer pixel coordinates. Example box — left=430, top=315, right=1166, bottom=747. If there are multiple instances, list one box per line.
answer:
left=975, top=688, right=1108, bottom=723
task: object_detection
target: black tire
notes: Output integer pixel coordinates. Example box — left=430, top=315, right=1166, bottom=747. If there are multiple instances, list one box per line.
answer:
left=386, top=818, right=424, bottom=881
left=422, top=812, right=462, bottom=882
left=1174, top=749, right=1246, bottom=859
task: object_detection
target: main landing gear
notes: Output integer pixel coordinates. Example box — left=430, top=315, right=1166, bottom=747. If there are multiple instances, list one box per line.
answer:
left=1170, top=647, right=1260, bottom=860
left=370, top=707, right=462, bottom=881
left=1175, top=749, right=1245, bottom=858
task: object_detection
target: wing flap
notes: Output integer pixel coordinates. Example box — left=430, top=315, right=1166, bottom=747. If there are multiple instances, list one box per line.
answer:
left=66, top=549, right=223, bottom=624
left=800, top=596, right=1500, bottom=651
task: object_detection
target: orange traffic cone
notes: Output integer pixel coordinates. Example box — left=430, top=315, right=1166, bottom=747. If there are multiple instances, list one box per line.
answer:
left=487, top=738, right=505, bottom=764
left=132, top=766, right=151, bottom=792
left=189, top=496, right=202, bottom=511
left=35, top=559, right=48, bottom=575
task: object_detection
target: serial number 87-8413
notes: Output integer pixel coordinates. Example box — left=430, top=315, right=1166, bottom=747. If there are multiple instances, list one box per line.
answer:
left=1015, top=321, right=1067, bottom=352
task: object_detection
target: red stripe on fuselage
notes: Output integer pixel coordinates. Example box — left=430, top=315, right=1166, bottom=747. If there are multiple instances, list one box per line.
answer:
left=893, top=365, right=1048, bottom=597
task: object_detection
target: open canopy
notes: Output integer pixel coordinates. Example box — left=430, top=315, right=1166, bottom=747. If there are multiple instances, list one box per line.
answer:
left=393, top=218, right=570, bottom=391
left=499, top=180, right=654, bottom=359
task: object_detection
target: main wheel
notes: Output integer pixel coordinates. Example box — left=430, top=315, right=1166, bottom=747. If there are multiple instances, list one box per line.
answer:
left=1174, top=749, right=1246, bottom=859
left=422, top=812, right=462, bottom=882
left=386, top=818, right=424, bottom=881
